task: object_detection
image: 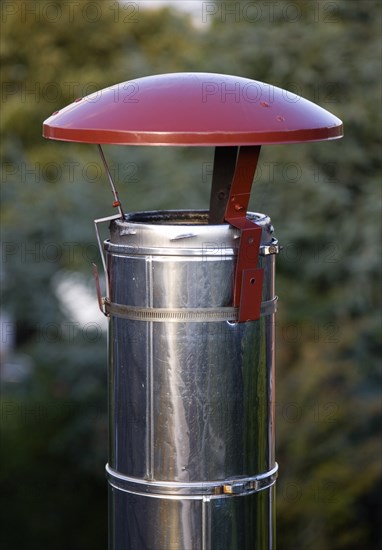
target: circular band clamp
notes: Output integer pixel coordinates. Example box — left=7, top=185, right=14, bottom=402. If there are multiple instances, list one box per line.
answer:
left=104, top=296, right=278, bottom=323
left=106, top=463, right=278, bottom=500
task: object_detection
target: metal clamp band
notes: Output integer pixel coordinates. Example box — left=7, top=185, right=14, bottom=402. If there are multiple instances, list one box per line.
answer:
left=106, top=463, right=278, bottom=500
left=104, top=297, right=278, bottom=322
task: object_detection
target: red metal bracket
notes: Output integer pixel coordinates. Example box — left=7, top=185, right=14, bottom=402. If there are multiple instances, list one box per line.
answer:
left=224, top=146, right=263, bottom=322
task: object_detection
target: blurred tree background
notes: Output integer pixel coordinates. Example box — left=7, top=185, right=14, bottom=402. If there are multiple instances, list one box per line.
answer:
left=1, top=1, right=381, bottom=549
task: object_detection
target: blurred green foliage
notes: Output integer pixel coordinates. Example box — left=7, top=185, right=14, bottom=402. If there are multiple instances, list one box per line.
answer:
left=1, top=1, right=381, bottom=549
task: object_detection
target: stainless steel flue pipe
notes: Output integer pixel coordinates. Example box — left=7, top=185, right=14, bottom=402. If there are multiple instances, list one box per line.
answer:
left=104, top=210, right=278, bottom=549
left=42, top=72, right=343, bottom=550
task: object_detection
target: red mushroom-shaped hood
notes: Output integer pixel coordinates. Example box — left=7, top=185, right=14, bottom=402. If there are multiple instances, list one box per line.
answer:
left=43, top=72, right=343, bottom=146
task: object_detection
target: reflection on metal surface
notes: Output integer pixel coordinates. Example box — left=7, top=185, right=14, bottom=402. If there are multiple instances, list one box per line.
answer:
left=106, top=211, right=277, bottom=549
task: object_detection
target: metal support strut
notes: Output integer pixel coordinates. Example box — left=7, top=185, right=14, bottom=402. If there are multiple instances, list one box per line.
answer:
left=97, top=144, right=125, bottom=218
left=209, top=145, right=264, bottom=322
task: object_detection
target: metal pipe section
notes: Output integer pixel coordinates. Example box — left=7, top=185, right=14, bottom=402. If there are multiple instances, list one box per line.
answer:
left=105, top=210, right=278, bottom=550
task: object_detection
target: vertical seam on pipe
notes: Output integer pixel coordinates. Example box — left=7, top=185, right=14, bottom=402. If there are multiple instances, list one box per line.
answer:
left=149, top=320, right=154, bottom=479
left=270, top=484, right=275, bottom=549
left=202, top=496, right=210, bottom=550
left=146, top=256, right=154, bottom=480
